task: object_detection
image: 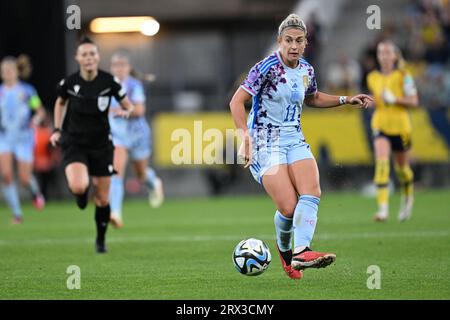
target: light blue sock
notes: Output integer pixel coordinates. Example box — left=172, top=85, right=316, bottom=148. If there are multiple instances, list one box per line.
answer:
left=28, top=175, right=41, bottom=197
left=2, top=183, right=22, bottom=217
left=109, top=175, right=124, bottom=218
left=274, top=210, right=293, bottom=252
left=293, top=195, right=320, bottom=253
left=145, top=167, right=157, bottom=190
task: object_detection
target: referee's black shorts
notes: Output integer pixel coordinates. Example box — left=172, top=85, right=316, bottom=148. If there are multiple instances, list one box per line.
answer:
left=61, top=141, right=115, bottom=177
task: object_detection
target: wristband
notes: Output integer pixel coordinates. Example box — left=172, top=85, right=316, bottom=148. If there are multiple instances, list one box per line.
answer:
left=339, top=96, right=347, bottom=105
left=53, top=128, right=61, bottom=134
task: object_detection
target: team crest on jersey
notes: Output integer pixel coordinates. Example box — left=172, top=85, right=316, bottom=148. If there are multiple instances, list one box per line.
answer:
left=291, top=90, right=300, bottom=103
left=97, top=96, right=110, bottom=112
left=303, top=75, right=309, bottom=89
left=291, top=82, right=300, bottom=102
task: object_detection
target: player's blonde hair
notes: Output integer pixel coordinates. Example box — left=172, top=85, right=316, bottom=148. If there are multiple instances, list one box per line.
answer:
left=278, top=14, right=307, bottom=37
left=111, top=50, right=131, bottom=63
left=1, top=56, right=17, bottom=67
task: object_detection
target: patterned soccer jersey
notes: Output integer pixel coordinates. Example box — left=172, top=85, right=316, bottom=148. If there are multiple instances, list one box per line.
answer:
left=240, top=51, right=317, bottom=137
left=240, top=51, right=317, bottom=183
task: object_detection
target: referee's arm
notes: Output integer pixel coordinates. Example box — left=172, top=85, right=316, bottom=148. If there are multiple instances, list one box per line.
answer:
left=50, top=97, right=67, bottom=146
left=53, top=97, right=67, bottom=130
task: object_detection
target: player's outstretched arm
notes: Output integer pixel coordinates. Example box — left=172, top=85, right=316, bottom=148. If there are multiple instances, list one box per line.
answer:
left=304, top=91, right=373, bottom=109
left=114, top=96, right=135, bottom=119
left=32, top=104, right=47, bottom=126
left=129, top=102, right=146, bottom=117
left=385, top=91, right=419, bottom=109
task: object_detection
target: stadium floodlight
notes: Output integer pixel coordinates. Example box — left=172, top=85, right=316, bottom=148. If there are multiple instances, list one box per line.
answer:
left=140, top=19, right=160, bottom=36
left=90, top=16, right=160, bottom=36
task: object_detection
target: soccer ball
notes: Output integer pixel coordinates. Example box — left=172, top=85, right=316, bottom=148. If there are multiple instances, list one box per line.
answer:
left=232, top=238, right=271, bottom=276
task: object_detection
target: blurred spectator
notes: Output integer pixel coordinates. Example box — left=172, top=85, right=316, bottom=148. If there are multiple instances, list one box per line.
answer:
left=326, top=51, right=361, bottom=96
left=359, top=47, right=377, bottom=154
left=303, top=12, right=321, bottom=68
left=17, top=54, right=33, bottom=81
left=417, top=64, right=450, bottom=148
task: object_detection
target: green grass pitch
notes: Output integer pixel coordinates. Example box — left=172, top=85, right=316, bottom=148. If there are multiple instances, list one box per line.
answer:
left=1, top=189, right=449, bottom=299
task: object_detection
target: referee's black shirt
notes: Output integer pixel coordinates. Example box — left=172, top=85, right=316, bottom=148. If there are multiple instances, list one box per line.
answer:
left=56, top=70, right=126, bottom=149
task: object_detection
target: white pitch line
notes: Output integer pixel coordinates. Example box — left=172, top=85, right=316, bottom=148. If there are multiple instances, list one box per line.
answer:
left=0, top=230, right=448, bottom=247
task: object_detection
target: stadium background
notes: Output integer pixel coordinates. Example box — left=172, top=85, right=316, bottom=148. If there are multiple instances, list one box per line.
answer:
left=0, top=0, right=450, bottom=301
left=0, top=0, right=449, bottom=199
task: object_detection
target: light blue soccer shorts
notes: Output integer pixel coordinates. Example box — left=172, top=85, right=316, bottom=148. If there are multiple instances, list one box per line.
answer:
left=248, top=127, right=314, bottom=184
left=0, top=131, right=35, bottom=163
left=112, top=129, right=152, bottom=161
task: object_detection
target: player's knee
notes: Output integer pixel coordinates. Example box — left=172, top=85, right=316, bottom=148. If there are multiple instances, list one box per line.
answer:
left=278, top=200, right=297, bottom=217
left=303, top=184, right=321, bottom=198
left=94, top=196, right=109, bottom=207
left=135, top=171, right=146, bottom=183
left=311, top=185, right=322, bottom=198
left=18, top=175, right=30, bottom=186
left=395, top=164, right=414, bottom=183
left=1, top=173, right=13, bottom=184
left=69, top=183, right=88, bottom=195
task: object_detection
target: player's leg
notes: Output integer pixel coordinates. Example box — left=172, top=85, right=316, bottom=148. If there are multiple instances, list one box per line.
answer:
left=288, top=158, right=336, bottom=270
left=65, top=162, right=90, bottom=210
left=394, top=149, right=414, bottom=221
left=373, top=135, right=392, bottom=221
left=109, top=145, right=128, bottom=228
left=16, top=137, right=45, bottom=210
left=261, top=164, right=302, bottom=280
left=89, top=144, right=115, bottom=253
left=130, top=136, right=164, bottom=208
left=0, top=152, right=22, bottom=223
left=92, top=176, right=111, bottom=253
left=132, top=158, right=164, bottom=208
left=17, top=161, right=45, bottom=210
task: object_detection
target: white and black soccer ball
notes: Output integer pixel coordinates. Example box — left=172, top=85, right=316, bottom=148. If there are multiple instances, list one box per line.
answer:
left=232, top=238, right=271, bottom=276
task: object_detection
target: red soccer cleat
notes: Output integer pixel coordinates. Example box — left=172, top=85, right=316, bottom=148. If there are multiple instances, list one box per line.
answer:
left=291, top=249, right=336, bottom=271
left=11, top=216, right=23, bottom=225
left=276, top=245, right=303, bottom=280
left=32, top=194, right=46, bottom=211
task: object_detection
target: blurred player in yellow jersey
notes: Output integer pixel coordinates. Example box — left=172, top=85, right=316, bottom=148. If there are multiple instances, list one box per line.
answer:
left=367, top=40, right=419, bottom=222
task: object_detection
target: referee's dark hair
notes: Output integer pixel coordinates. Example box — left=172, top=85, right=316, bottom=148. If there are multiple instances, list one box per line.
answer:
left=78, top=36, right=96, bottom=47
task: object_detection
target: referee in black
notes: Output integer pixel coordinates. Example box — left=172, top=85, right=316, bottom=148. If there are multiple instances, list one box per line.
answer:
left=50, top=37, right=135, bottom=253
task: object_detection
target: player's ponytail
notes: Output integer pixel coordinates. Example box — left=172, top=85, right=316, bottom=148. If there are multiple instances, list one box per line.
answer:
left=393, top=44, right=406, bottom=71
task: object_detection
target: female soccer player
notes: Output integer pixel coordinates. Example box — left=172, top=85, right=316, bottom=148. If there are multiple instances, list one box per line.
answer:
left=50, top=38, right=135, bottom=253
left=108, top=52, right=164, bottom=228
left=229, top=14, right=372, bottom=280
left=367, top=40, right=419, bottom=222
left=0, top=56, right=46, bottom=224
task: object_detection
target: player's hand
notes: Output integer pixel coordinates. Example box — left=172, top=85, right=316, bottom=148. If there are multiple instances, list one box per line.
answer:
left=347, top=94, right=373, bottom=109
left=112, top=108, right=132, bottom=119
left=238, top=131, right=253, bottom=168
left=382, top=89, right=397, bottom=105
left=50, top=131, right=61, bottom=147
left=31, top=115, right=43, bottom=127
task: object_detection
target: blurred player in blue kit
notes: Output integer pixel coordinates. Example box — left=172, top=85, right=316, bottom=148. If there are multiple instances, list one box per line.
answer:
left=0, top=56, right=46, bottom=224
left=108, top=52, right=164, bottom=228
